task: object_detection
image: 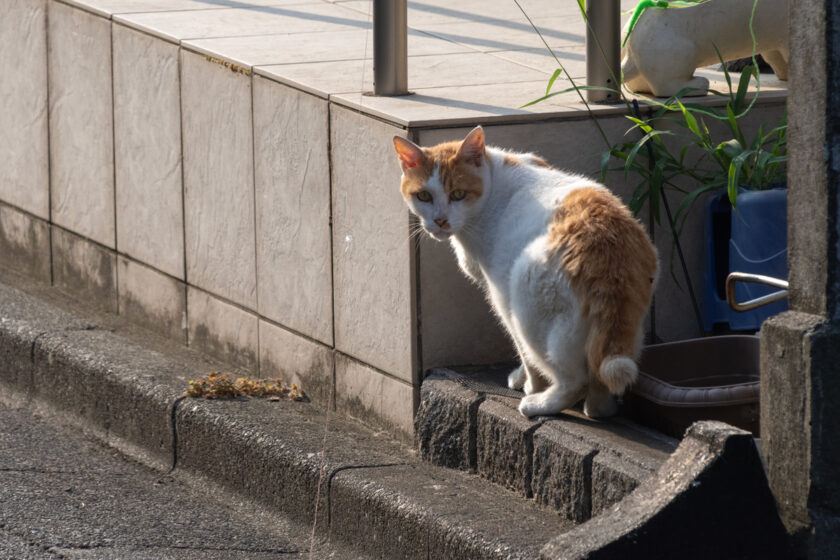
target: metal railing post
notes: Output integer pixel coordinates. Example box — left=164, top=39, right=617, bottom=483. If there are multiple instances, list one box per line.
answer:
left=373, top=0, right=408, bottom=96
left=586, top=0, right=621, bottom=103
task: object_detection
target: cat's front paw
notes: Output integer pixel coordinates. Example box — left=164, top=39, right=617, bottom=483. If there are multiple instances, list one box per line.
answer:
left=518, top=386, right=586, bottom=418
left=518, top=394, right=545, bottom=418
left=508, top=365, right=525, bottom=391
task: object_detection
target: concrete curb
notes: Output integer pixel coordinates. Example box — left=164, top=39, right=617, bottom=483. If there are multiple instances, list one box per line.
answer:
left=416, top=369, right=679, bottom=522
left=541, top=421, right=793, bottom=559
left=415, top=369, right=793, bottom=558
left=0, top=278, right=569, bottom=559
left=0, top=275, right=793, bottom=558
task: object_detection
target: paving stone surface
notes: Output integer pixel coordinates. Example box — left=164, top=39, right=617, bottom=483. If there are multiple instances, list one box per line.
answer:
left=0, top=402, right=363, bottom=560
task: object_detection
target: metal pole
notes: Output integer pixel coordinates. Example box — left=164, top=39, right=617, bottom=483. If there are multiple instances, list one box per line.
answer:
left=373, top=0, right=408, bottom=96
left=586, top=0, right=620, bottom=103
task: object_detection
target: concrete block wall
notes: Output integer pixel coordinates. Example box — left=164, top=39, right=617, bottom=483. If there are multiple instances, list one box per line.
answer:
left=0, top=0, right=787, bottom=441
left=0, top=0, right=422, bottom=439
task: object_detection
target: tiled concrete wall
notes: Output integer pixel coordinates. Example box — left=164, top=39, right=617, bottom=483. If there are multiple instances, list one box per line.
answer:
left=253, top=76, right=333, bottom=346
left=0, top=0, right=417, bottom=441
left=1, top=0, right=50, bottom=220
left=0, top=0, right=786, bottom=441
left=181, top=50, right=257, bottom=309
left=113, top=24, right=184, bottom=280
left=48, top=1, right=115, bottom=248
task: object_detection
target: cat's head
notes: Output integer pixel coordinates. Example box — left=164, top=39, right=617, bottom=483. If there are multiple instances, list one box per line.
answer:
left=392, top=126, right=488, bottom=241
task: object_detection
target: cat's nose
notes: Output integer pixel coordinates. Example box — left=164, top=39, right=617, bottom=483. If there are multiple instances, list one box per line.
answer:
left=434, top=218, right=449, bottom=229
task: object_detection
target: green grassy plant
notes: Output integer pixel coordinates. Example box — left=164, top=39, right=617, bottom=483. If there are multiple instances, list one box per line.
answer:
left=516, top=0, right=786, bottom=234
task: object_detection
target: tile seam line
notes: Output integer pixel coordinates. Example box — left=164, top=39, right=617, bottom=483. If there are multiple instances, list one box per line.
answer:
left=323, top=98, right=623, bottom=129
left=328, top=93, right=788, bottom=130
left=326, top=100, right=410, bottom=131
left=0, top=198, right=55, bottom=226
left=326, top=100, right=337, bottom=349
left=249, top=62, right=260, bottom=377
left=45, top=223, right=189, bottom=283
left=115, top=26, right=376, bottom=46
left=191, top=49, right=503, bottom=77
left=177, top=33, right=190, bottom=346
left=0, top=219, right=333, bottom=358
left=110, top=12, right=120, bottom=315
left=44, top=0, right=55, bottom=287
left=183, top=283, right=333, bottom=351
left=114, top=13, right=584, bottom=50
left=61, top=1, right=352, bottom=20
left=182, top=47, right=566, bottom=78
left=337, top=351, right=415, bottom=388
left=62, top=4, right=284, bottom=18
left=52, top=0, right=111, bottom=20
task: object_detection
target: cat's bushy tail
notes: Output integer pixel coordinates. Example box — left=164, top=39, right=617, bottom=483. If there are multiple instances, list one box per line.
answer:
left=550, top=186, right=658, bottom=396
left=586, top=325, right=640, bottom=395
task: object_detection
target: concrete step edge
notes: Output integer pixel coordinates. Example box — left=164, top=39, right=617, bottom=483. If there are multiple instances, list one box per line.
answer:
left=0, top=276, right=569, bottom=560
left=416, top=367, right=681, bottom=522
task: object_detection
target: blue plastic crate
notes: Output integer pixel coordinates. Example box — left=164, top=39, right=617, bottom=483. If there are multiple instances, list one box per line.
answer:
left=702, top=188, right=788, bottom=331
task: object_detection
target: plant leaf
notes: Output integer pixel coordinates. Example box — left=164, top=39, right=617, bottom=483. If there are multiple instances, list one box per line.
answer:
left=545, top=68, right=564, bottom=95
left=734, top=64, right=755, bottom=113
left=715, top=43, right=733, bottom=96
left=520, top=85, right=617, bottom=108
left=720, top=138, right=743, bottom=160
left=728, top=149, right=756, bottom=204
left=625, top=130, right=671, bottom=172
left=725, top=104, right=746, bottom=146
left=600, top=150, right=612, bottom=181
left=678, top=101, right=702, bottom=139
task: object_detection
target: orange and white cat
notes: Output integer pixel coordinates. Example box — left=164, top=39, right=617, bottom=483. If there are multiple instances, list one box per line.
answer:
left=393, top=126, right=658, bottom=418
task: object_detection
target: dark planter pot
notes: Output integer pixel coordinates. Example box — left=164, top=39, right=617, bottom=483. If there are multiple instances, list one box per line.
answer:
left=702, top=186, right=788, bottom=331
left=626, top=335, right=760, bottom=437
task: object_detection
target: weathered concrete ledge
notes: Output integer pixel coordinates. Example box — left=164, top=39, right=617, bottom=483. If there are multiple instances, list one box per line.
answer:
left=0, top=272, right=569, bottom=559
left=0, top=270, right=794, bottom=558
left=541, top=421, right=793, bottom=559
left=416, top=368, right=679, bottom=522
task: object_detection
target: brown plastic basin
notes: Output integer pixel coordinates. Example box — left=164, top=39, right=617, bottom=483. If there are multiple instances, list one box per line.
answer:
left=623, top=335, right=760, bottom=438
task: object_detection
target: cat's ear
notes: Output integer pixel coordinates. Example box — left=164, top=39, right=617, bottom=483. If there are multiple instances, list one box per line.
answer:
left=393, top=136, right=425, bottom=171
left=458, top=126, right=485, bottom=167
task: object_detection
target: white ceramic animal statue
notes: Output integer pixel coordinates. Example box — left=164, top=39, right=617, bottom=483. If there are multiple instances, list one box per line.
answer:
left=621, top=0, right=789, bottom=97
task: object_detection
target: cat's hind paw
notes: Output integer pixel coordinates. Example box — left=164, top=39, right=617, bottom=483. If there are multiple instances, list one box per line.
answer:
left=508, top=365, right=525, bottom=391
left=583, top=393, right=617, bottom=418
left=583, top=382, right=618, bottom=418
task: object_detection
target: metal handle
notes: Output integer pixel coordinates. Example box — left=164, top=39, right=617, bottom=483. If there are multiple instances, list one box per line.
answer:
left=726, top=272, right=789, bottom=312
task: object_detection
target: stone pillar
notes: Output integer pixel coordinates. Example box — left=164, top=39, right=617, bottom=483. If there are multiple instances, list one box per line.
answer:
left=760, top=0, right=840, bottom=555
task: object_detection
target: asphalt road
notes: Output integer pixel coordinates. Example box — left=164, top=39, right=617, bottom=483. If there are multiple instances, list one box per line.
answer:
left=0, top=401, right=364, bottom=560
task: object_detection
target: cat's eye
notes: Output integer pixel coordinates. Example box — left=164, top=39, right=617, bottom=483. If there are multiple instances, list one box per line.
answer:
left=416, top=191, right=432, bottom=203
left=450, top=189, right=467, bottom=201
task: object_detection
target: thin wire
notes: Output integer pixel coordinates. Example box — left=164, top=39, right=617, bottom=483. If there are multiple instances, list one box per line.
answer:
left=633, top=100, right=704, bottom=333
left=308, top=381, right=334, bottom=558
left=309, top=4, right=372, bottom=557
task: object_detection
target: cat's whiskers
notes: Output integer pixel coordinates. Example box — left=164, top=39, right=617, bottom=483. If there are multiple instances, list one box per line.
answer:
left=408, top=223, right=427, bottom=241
